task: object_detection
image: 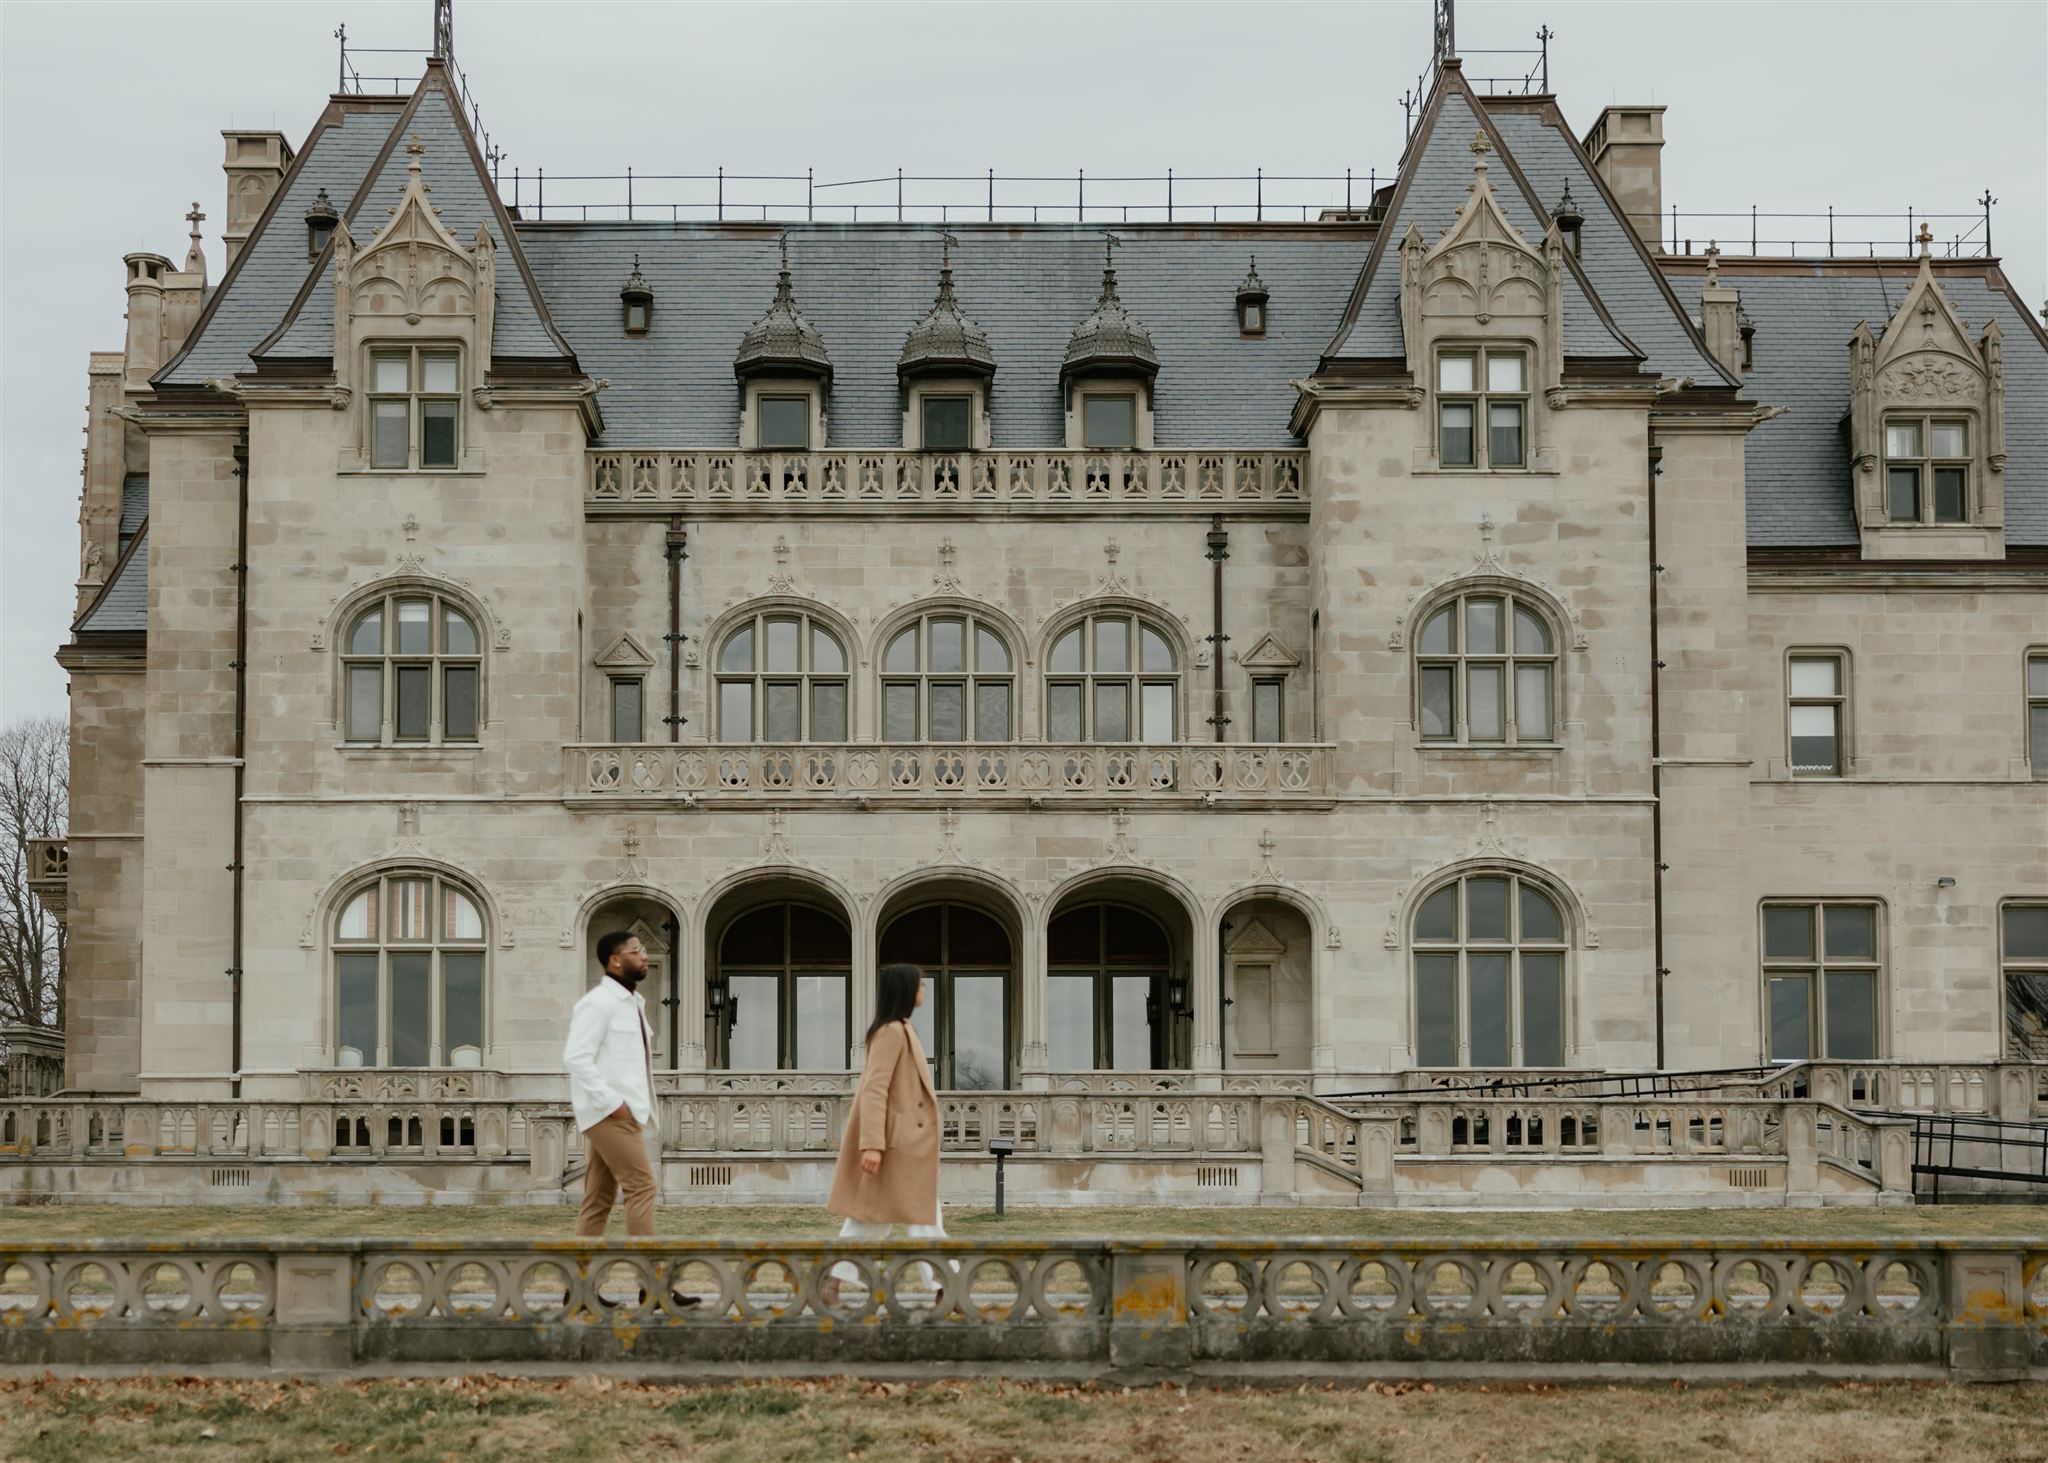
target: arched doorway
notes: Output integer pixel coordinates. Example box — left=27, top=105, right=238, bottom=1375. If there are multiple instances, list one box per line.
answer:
left=1216, top=898, right=1314, bottom=1070
left=1045, top=899, right=1190, bottom=1071
left=707, top=894, right=853, bottom=1072
left=878, top=902, right=1013, bottom=1089
left=584, top=893, right=681, bottom=1065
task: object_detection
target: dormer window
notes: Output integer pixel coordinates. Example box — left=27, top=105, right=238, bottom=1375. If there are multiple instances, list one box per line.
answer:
left=758, top=395, right=810, bottom=450
left=1437, top=349, right=1527, bottom=469
left=1883, top=417, right=1969, bottom=524
left=369, top=347, right=460, bottom=470
left=305, top=188, right=339, bottom=259
left=922, top=395, right=972, bottom=451
left=1236, top=257, right=1269, bottom=337
left=619, top=254, right=653, bottom=337
left=1082, top=394, right=1137, bottom=450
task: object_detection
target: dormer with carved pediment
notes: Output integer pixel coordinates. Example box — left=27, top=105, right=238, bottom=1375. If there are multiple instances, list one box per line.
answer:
left=1848, top=226, right=2006, bottom=560
left=1400, top=131, right=1566, bottom=475
left=331, top=133, right=493, bottom=473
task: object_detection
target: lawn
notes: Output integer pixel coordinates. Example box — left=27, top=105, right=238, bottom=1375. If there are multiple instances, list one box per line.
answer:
left=1, top=1201, right=2045, bottom=1243
left=5, top=1375, right=2046, bottom=1463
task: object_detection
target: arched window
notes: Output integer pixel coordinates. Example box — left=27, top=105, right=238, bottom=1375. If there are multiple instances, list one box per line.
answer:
left=882, top=902, right=1012, bottom=1089
left=881, top=613, right=1014, bottom=742
left=1046, top=902, right=1185, bottom=1070
left=342, top=591, right=482, bottom=743
left=333, top=870, right=487, bottom=1068
left=1412, top=872, right=1566, bottom=1068
left=1046, top=612, right=1178, bottom=743
left=712, top=902, right=851, bottom=1070
left=1416, top=589, right=1557, bottom=744
left=716, top=610, right=848, bottom=743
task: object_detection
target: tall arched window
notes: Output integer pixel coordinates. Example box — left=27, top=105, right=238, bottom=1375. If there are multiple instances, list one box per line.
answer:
left=1412, top=872, right=1566, bottom=1068
left=712, top=902, right=851, bottom=1070
left=1416, top=589, right=1557, bottom=744
left=333, top=870, right=487, bottom=1068
left=882, top=613, right=1014, bottom=742
left=342, top=591, right=482, bottom=743
left=1046, top=612, right=1178, bottom=743
left=881, top=902, right=1012, bottom=1089
left=716, top=610, right=848, bottom=743
left=1047, top=902, right=1185, bottom=1070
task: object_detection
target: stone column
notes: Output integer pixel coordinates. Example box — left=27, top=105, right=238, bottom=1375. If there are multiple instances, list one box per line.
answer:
left=1190, top=907, right=1222, bottom=1086
left=674, top=906, right=708, bottom=1088
left=1017, top=900, right=1049, bottom=1089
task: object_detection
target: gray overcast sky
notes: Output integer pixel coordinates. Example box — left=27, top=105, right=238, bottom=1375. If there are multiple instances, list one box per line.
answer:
left=4, top=0, right=2043, bottom=723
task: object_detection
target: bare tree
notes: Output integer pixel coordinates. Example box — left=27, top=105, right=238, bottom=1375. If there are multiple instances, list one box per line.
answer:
left=0, top=717, right=67, bottom=1030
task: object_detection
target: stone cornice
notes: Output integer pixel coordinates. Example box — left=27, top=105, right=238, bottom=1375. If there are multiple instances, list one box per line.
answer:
left=1749, top=565, right=2046, bottom=592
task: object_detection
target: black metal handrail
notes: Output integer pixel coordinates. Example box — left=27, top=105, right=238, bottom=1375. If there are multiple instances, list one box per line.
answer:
left=1321, top=1065, right=1787, bottom=1104
left=1908, top=1112, right=2048, bottom=1202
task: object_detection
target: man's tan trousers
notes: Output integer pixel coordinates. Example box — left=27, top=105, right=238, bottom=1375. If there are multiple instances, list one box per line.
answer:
left=576, top=1107, right=657, bottom=1237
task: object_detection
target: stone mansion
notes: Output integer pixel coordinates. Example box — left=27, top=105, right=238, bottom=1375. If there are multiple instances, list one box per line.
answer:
left=30, top=38, right=2048, bottom=1204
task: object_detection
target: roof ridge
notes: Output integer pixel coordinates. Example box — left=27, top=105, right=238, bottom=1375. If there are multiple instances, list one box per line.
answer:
left=250, top=61, right=577, bottom=369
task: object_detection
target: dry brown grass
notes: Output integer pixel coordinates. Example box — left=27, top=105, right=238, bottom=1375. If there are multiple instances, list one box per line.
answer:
left=3, top=1201, right=2045, bottom=1244
left=3, top=1374, right=2045, bottom=1463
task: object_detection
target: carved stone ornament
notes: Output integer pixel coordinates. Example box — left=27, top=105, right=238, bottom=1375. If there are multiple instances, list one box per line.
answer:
left=1387, top=514, right=1587, bottom=651
left=1398, top=131, right=1565, bottom=395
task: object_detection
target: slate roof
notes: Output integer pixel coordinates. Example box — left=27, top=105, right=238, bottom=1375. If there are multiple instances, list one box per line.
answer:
left=76, top=526, right=147, bottom=635
left=519, top=223, right=1367, bottom=449
left=117, top=474, right=148, bottom=554
left=1672, top=266, right=2048, bottom=546
left=261, top=70, right=569, bottom=365
left=157, top=105, right=397, bottom=386
left=1324, top=83, right=1642, bottom=366
left=1487, top=108, right=1731, bottom=386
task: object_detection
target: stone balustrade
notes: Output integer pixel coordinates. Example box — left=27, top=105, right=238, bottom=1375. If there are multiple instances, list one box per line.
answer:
left=568, top=741, right=1329, bottom=805
left=587, top=447, right=1307, bottom=511
left=23, top=838, right=65, bottom=922
left=2, top=1236, right=2038, bottom=1377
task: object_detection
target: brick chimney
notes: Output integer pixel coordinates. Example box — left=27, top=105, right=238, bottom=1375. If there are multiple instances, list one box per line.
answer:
left=1582, top=106, right=1666, bottom=251
left=220, top=130, right=294, bottom=269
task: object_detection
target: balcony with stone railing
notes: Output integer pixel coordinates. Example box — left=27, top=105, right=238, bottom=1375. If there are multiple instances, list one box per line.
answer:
left=24, top=838, right=66, bottom=923
left=566, top=741, right=1330, bottom=806
left=587, top=448, right=1307, bottom=512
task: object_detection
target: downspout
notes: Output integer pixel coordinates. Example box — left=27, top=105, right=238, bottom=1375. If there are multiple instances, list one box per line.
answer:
left=664, top=518, right=688, bottom=741
left=228, top=436, right=250, bottom=1097
left=1647, top=440, right=1667, bottom=1071
left=664, top=911, right=681, bottom=1067
left=1204, top=515, right=1230, bottom=741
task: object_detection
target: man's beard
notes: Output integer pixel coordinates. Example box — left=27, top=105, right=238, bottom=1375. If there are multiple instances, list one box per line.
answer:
left=614, top=966, right=646, bottom=990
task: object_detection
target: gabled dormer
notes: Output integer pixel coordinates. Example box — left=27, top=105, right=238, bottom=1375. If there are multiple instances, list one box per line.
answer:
left=1399, top=131, right=1566, bottom=474
left=1848, top=226, right=2006, bottom=560
left=327, top=134, right=494, bottom=472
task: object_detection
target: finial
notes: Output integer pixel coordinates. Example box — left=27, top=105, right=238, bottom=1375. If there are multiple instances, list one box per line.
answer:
left=940, top=228, right=958, bottom=269
left=186, top=201, right=205, bottom=236
left=778, top=229, right=790, bottom=275
left=406, top=132, right=425, bottom=159
left=1704, top=240, right=1720, bottom=284
left=1105, top=231, right=1121, bottom=270
left=1470, top=130, right=1492, bottom=162
left=1915, top=221, right=1933, bottom=258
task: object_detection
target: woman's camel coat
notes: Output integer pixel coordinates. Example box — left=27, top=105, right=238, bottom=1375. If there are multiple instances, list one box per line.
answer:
left=826, top=1019, right=939, bottom=1225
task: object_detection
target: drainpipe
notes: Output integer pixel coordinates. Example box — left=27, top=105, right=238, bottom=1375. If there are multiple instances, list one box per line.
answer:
left=228, top=437, right=251, bottom=1096
left=664, top=518, right=688, bottom=741
left=1204, top=516, right=1230, bottom=742
left=1647, top=441, right=1667, bottom=1071
left=664, top=911, right=681, bottom=1066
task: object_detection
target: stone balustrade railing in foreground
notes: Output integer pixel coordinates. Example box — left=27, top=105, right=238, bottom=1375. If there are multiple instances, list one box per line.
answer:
left=587, top=447, right=1307, bottom=510
left=0, top=1237, right=2038, bottom=1378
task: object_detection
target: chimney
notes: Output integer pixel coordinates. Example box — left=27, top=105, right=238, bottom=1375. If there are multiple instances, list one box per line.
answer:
left=1698, top=243, right=1743, bottom=376
left=220, top=130, right=294, bottom=268
left=122, top=253, right=172, bottom=390
left=1582, top=105, right=1666, bottom=251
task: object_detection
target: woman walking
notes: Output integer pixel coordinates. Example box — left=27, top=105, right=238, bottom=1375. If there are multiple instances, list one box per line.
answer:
left=820, top=962, right=946, bottom=1309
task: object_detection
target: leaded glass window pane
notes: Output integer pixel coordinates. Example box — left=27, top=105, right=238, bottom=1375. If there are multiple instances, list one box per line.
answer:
left=337, top=953, right=378, bottom=1065
left=1519, top=885, right=1562, bottom=943
left=1414, top=953, right=1459, bottom=1066
left=1514, top=605, right=1550, bottom=654
left=976, top=626, right=1009, bottom=673
left=1516, top=664, right=1552, bottom=740
left=719, top=682, right=753, bottom=741
left=1419, top=666, right=1455, bottom=740
left=975, top=682, right=1011, bottom=741
left=884, top=683, right=919, bottom=741
left=1467, top=953, right=1511, bottom=1066
left=443, top=953, right=484, bottom=1057
left=394, top=665, right=430, bottom=739
left=929, top=683, right=965, bottom=742
left=1093, top=682, right=1129, bottom=741
left=1521, top=953, right=1564, bottom=1067
left=930, top=619, right=965, bottom=673
left=420, top=400, right=457, bottom=468
left=1050, top=628, right=1082, bottom=673
left=349, top=608, right=383, bottom=656
left=1466, top=878, right=1510, bottom=942
left=395, top=600, right=431, bottom=654
left=811, top=626, right=845, bottom=674
left=810, top=681, right=847, bottom=741
left=884, top=628, right=918, bottom=674
left=1466, top=598, right=1503, bottom=655
left=763, top=682, right=801, bottom=741
left=1467, top=664, right=1504, bottom=741
left=1252, top=680, right=1283, bottom=742
left=1415, top=886, right=1458, bottom=942
left=388, top=953, right=432, bottom=1067
left=442, top=665, right=478, bottom=740
left=346, top=665, right=382, bottom=741
left=1419, top=608, right=1455, bottom=655
left=765, top=618, right=800, bottom=673
left=611, top=678, right=642, bottom=743
left=720, top=624, right=754, bottom=672
left=442, top=606, right=477, bottom=656
left=1095, top=618, right=1129, bottom=673
left=1049, top=684, right=1082, bottom=741
left=1140, top=625, right=1174, bottom=672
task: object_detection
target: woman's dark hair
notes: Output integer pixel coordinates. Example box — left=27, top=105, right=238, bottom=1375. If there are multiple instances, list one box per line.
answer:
left=865, top=962, right=923, bottom=1045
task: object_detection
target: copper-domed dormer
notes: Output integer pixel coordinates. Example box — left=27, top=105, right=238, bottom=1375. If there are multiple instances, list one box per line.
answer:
left=734, top=233, right=832, bottom=384
left=1061, top=234, right=1158, bottom=450
left=899, top=231, right=994, bottom=451
left=735, top=233, right=831, bottom=450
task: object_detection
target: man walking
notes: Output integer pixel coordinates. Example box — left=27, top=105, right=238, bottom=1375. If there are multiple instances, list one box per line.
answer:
left=563, top=930, right=661, bottom=1237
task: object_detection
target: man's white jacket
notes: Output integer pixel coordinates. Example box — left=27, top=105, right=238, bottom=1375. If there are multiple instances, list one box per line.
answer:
left=562, top=975, right=657, bottom=1135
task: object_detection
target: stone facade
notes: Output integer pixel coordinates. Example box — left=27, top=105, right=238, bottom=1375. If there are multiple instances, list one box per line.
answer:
left=43, top=49, right=2047, bottom=1203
